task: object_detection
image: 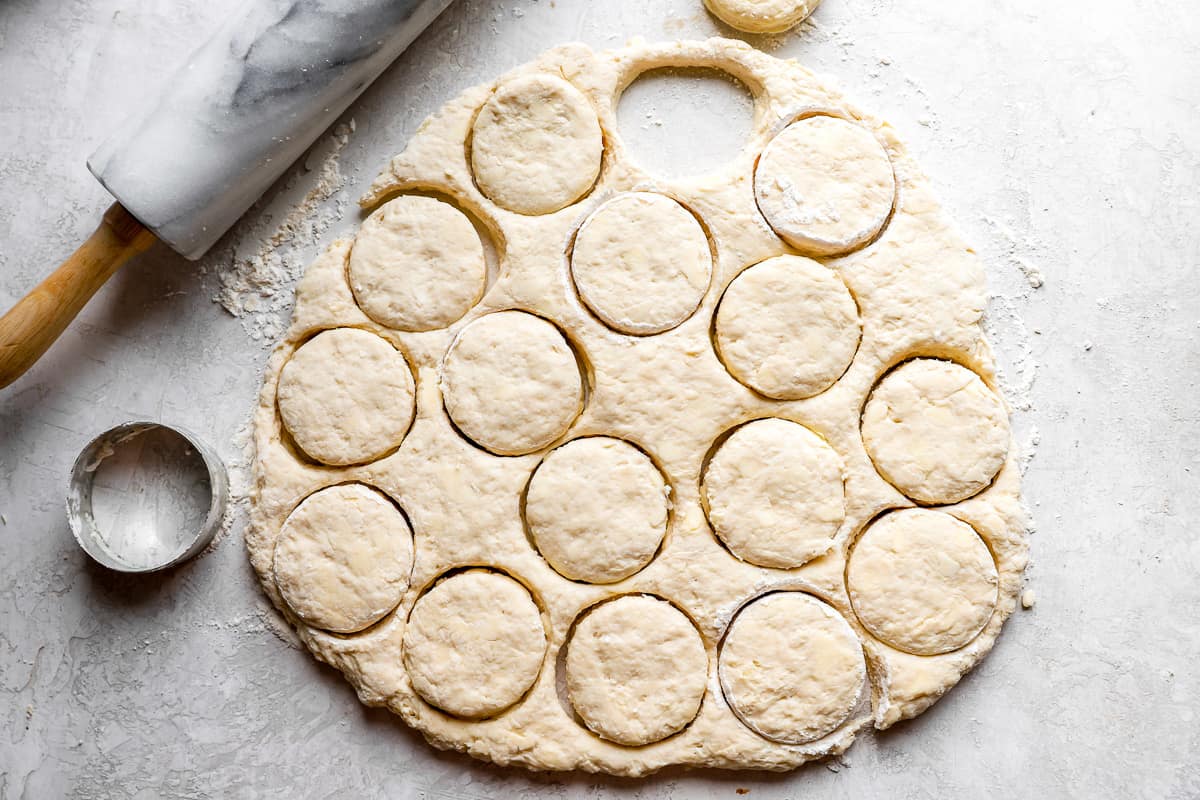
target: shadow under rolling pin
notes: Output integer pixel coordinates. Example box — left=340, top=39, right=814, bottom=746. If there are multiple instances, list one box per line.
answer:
left=0, top=0, right=454, bottom=390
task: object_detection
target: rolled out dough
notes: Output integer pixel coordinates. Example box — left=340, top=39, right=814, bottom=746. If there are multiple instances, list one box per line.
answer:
left=248, top=38, right=1028, bottom=776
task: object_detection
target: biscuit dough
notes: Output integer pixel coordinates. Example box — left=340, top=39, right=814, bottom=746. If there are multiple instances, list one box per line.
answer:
left=755, top=115, right=895, bottom=256
left=441, top=310, right=584, bottom=456
left=565, top=595, right=708, bottom=746
left=471, top=74, right=603, bottom=215
left=861, top=358, right=1010, bottom=504
left=248, top=39, right=1029, bottom=776
left=714, top=255, right=860, bottom=399
left=525, top=437, right=669, bottom=583
left=847, top=509, right=999, bottom=655
left=402, top=569, right=546, bottom=719
left=719, top=592, right=865, bottom=744
left=276, top=327, right=415, bottom=466
left=571, top=192, right=712, bottom=334
left=348, top=194, right=487, bottom=332
left=702, top=417, right=844, bottom=568
left=703, top=0, right=821, bottom=34
left=272, top=483, right=414, bottom=633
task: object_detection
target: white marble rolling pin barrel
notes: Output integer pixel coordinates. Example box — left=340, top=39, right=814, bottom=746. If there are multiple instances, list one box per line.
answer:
left=0, top=0, right=453, bottom=389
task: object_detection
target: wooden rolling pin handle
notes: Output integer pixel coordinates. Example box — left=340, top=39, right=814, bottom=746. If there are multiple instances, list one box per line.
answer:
left=0, top=203, right=157, bottom=390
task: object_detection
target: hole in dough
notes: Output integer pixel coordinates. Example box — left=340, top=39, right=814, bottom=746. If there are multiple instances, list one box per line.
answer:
left=524, top=437, right=670, bottom=584
left=564, top=594, right=708, bottom=746
left=276, top=328, right=416, bottom=467
left=616, top=67, right=754, bottom=178
left=272, top=483, right=414, bottom=634
left=719, top=591, right=865, bottom=744
left=861, top=358, right=1009, bottom=505
left=701, top=418, right=845, bottom=569
left=402, top=569, right=547, bottom=719
left=847, top=508, right=999, bottom=656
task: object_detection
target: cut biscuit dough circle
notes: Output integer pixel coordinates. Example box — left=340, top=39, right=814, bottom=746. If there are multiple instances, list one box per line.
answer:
left=848, top=509, right=998, bottom=655
left=861, top=358, right=1009, bottom=504
left=719, top=592, right=865, bottom=744
left=565, top=595, right=708, bottom=746
left=348, top=195, right=487, bottom=332
left=755, top=115, right=895, bottom=256
left=703, top=418, right=845, bottom=569
left=272, top=484, right=414, bottom=633
left=403, top=570, right=546, bottom=719
left=441, top=310, right=585, bottom=456
left=277, top=328, right=415, bottom=466
left=571, top=192, right=712, bottom=334
left=715, top=255, right=860, bottom=399
left=704, top=0, right=821, bottom=33
left=471, top=74, right=603, bottom=215
left=525, top=437, right=669, bottom=583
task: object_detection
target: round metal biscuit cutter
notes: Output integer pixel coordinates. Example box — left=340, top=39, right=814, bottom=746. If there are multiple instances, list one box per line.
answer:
left=67, top=421, right=228, bottom=572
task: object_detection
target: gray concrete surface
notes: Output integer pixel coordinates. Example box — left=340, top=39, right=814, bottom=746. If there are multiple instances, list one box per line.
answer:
left=1, top=0, right=1198, bottom=797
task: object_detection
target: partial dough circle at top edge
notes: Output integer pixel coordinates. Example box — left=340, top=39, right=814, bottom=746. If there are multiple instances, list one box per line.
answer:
left=704, top=0, right=821, bottom=34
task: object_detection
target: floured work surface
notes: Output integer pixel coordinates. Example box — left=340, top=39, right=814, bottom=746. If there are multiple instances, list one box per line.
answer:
left=247, top=38, right=1027, bottom=776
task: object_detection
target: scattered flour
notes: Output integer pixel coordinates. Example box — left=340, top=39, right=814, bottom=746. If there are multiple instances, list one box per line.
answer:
left=213, top=120, right=357, bottom=344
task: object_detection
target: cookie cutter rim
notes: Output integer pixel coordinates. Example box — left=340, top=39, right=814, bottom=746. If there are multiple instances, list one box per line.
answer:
left=66, top=421, right=229, bottom=573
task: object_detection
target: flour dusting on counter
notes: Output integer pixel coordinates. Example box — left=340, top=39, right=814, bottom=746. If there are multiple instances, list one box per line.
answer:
left=213, top=122, right=357, bottom=344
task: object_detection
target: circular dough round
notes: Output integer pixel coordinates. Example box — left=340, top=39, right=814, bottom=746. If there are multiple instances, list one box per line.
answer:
left=273, top=484, right=414, bottom=633
left=848, top=509, right=998, bottom=655
left=403, top=570, right=546, bottom=719
left=703, top=418, right=844, bottom=569
left=566, top=595, right=707, bottom=746
left=715, top=255, right=859, bottom=399
left=525, top=437, right=668, bottom=583
left=861, top=358, right=1009, bottom=504
left=248, top=40, right=1030, bottom=776
left=471, top=74, right=603, bottom=215
left=704, top=0, right=820, bottom=33
left=348, top=195, right=487, bottom=332
left=755, top=115, right=895, bottom=255
left=719, top=592, right=864, bottom=744
left=441, top=311, right=585, bottom=456
left=571, top=192, right=711, bottom=334
left=277, top=328, right=415, bottom=466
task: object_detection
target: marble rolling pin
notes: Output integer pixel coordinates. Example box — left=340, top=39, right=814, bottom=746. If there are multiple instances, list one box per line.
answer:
left=0, top=0, right=453, bottom=389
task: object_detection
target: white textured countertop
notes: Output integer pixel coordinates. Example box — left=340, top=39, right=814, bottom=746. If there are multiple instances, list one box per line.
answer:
left=1, top=0, right=1197, bottom=796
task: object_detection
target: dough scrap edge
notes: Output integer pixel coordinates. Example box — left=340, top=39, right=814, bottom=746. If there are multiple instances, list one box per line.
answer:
left=247, top=38, right=1029, bottom=775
